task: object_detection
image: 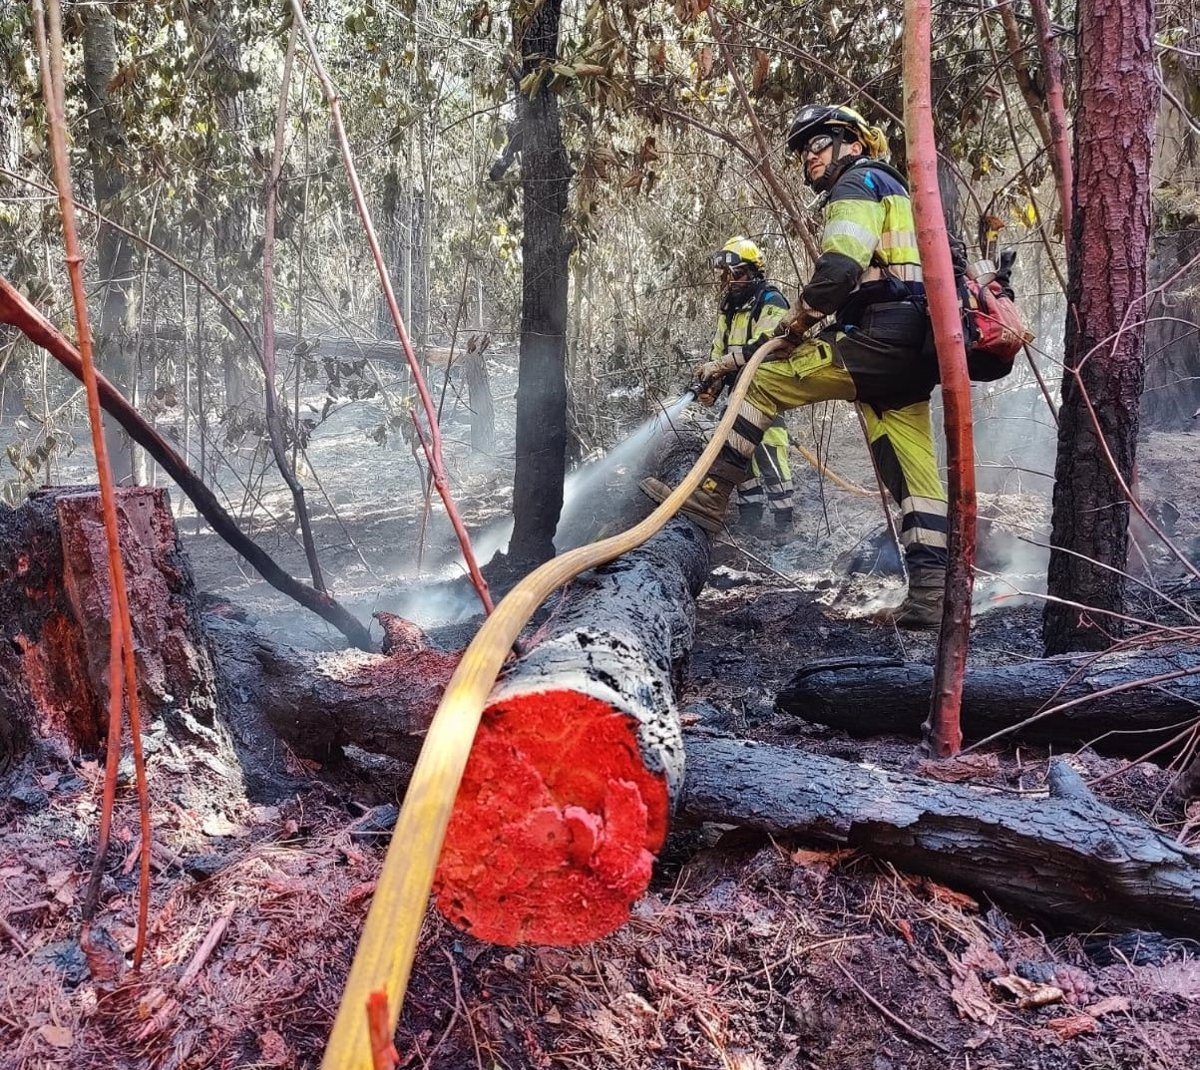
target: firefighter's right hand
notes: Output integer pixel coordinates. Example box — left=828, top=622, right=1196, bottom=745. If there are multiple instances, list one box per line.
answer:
left=695, top=380, right=723, bottom=407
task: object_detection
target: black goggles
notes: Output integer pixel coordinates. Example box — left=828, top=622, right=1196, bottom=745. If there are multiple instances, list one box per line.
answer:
left=800, top=133, right=835, bottom=157
left=710, top=250, right=748, bottom=271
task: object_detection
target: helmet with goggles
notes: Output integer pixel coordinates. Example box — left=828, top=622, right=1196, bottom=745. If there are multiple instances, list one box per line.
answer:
left=709, top=236, right=766, bottom=276
left=786, top=103, right=874, bottom=157
left=786, top=103, right=884, bottom=190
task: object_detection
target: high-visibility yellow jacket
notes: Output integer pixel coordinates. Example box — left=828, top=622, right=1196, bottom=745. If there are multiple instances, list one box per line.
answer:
left=712, top=281, right=790, bottom=360
left=801, top=158, right=923, bottom=324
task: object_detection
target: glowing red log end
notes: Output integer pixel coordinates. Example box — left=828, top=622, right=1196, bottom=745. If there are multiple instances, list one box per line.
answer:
left=434, top=688, right=669, bottom=946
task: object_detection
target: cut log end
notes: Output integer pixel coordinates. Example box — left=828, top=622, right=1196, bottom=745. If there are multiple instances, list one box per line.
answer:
left=435, top=688, right=670, bottom=946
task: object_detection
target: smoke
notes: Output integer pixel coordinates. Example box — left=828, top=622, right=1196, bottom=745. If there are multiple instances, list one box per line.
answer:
left=935, top=376, right=1059, bottom=611
left=557, top=392, right=694, bottom=542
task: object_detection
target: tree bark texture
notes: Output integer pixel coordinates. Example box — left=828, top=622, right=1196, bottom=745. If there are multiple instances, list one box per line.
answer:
left=777, top=650, right=1200, bottom=752
left=80, top=3, right=135, bottom=482
left=436, top=517, right=710, bottom=946
left=1044, top=0, right=1159, bottom=654
left=681, top=740, right=1200, bottom=936
left=0, top=488, right=218, bottom=760
left=903, top=0, right=974, bottom=756
left=508, top=0, right=573, bottom=565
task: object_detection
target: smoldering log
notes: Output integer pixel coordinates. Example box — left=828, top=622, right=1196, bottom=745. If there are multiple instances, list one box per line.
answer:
left=777, top=652, right=1200, bottom=752
left=205, top=607, right=460, bottom=784
left=434, top=516, right=711, bottom=947
left=680, top=739, right=1200, bottom=936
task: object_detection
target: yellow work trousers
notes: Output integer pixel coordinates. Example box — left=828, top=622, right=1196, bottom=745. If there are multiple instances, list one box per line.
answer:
left=745, top=335, right=948, bottom=571
left=738, top=420, right=794, bottom=518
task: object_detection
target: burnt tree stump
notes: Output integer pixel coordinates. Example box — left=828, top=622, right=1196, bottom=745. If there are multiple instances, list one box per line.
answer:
left=0, top=487, right=219, bottom=761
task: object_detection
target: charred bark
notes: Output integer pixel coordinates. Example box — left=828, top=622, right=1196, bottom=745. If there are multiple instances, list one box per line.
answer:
left=681, top=741, right=1200, bottom=936
left=777, top=651, right=1200, bottom=751
left=508, top=0, right=573, bottom=566
left=205, top=609, right=458, bottom=781
left=1044, top=0, right=1159, bottom=654
left=0, top=488, right=218, bottom=761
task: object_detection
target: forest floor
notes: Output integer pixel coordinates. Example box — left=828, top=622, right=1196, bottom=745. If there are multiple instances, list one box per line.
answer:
left=3, top=360, right=1200, bottom=1069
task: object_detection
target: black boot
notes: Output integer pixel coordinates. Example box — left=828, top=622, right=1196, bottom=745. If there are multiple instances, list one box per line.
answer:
left=739, top=502, right=765, bottom=532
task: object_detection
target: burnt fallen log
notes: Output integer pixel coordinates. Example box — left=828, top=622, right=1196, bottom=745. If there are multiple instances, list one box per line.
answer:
left=777, top=650, right=1200, bottom=752
left=434, top=516, right=710, bottom=946
left=681, top=739, right=1200, bottom=936
left=206, top=607, right=459, bottom=792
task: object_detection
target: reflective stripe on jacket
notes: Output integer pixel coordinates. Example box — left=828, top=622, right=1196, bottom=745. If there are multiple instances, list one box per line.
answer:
left=802, top=159, right=924, bottom=322
left=712, top=285, right=790, bottom=360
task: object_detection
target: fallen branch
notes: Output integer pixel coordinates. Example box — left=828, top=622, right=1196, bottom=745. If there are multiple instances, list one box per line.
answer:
left=177, top=903, right=236, bottom=989
left=681, top=741, right=1200, bottom=936
left=833, top=960, right=949, bottom=1054
left=0, top=276, right=374, bottom=651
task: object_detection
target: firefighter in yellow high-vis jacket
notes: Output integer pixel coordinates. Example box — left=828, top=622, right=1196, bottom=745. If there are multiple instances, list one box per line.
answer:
left=644, top=105, right=948, bottom=628
left=704, top=237, right=794, bottom=534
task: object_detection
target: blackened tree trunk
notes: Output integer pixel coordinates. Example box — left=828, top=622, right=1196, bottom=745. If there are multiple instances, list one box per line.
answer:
left=80, top=4, right=135, bottom=484
left=1043, top=0, right=1159, bottom=654
left=507, top=0, right=573, bottom=566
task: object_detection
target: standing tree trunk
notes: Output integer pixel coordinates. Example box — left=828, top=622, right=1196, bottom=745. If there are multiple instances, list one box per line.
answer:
left=203, top=4, right=254, bottom=416
left=80, top=4, right=135, bottom=484
left=507, top=0, right=573, bottom=566
left=1043, top=0, right=1159, bottom=654
left=904, top=0, right=974, bottom=757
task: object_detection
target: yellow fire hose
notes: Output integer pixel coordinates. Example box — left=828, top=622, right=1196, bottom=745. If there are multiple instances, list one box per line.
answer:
left=320, top=339, right=790, bottom=1069
left=794, top=442, right=870, bottom=497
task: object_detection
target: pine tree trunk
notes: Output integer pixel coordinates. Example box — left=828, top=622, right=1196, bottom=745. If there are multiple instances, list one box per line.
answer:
left=508, top=0, right=572, bottom=566
left=80, top=4, right=135, bottom=483
left=1043, top=0, right=1159, bottom=654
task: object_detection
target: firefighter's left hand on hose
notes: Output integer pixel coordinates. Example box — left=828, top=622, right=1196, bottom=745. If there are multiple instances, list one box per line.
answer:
left=693, top=346, right=745, bottom=392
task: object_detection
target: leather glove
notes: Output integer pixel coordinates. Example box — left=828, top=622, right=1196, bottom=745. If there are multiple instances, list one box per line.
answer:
left=775, top=305, right=824, bottom=341
left=695, top=380, right=724, bottom=407
left=692, top=346, right=747, bottom=390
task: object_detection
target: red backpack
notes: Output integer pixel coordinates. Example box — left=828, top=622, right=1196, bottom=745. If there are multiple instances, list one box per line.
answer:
left=960, top=255, right=1035, bottom=382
